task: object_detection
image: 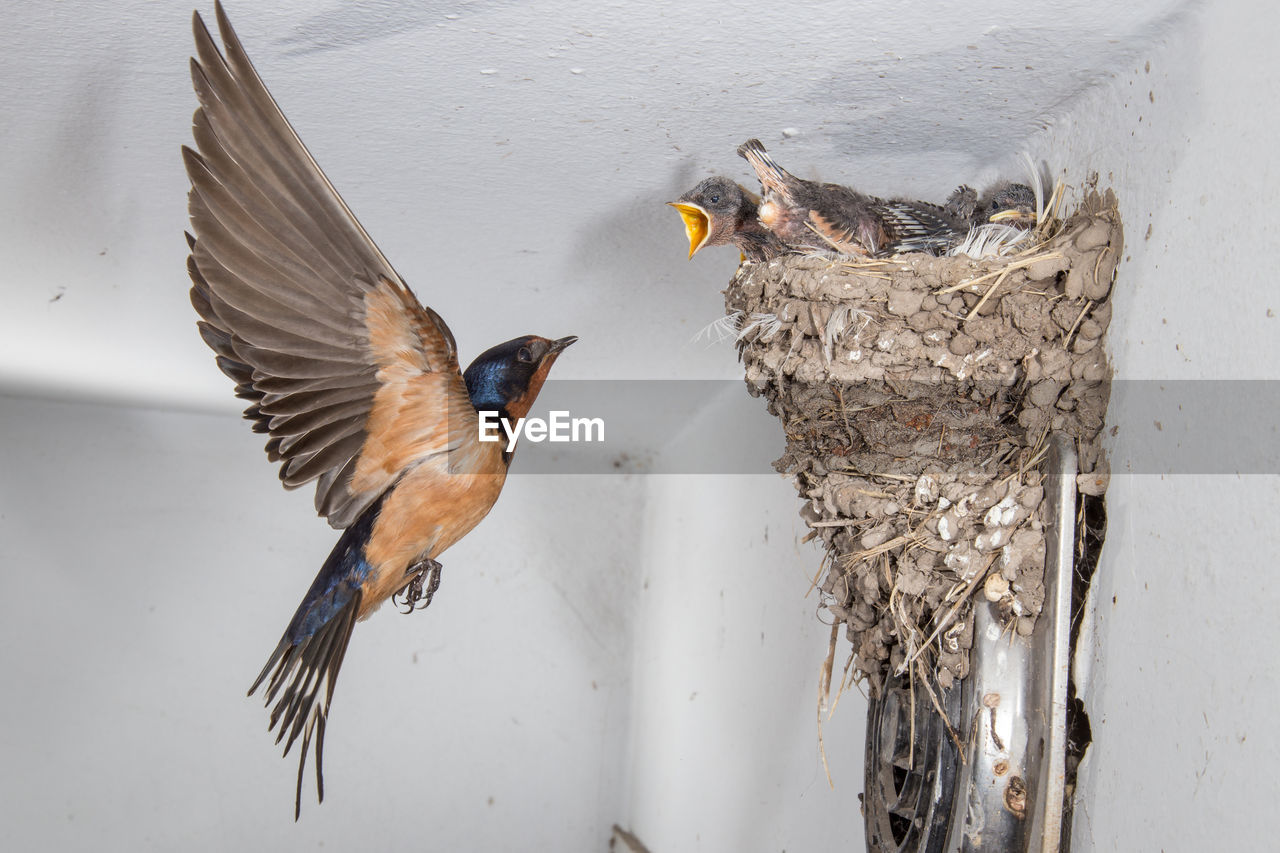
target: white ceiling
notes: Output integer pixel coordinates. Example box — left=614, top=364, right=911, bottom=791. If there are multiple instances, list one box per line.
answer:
left=1, top=0, right=1189, bottom=411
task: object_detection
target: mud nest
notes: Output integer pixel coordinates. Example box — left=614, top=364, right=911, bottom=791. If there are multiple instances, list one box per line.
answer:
left=726, top=190, right=1121, bottom=697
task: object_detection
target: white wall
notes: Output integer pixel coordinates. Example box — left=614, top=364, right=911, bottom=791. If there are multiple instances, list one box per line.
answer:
left=622, top=401, right=868, bottom=851
left=0, top=397, right=645, bottom=850
left=1040, top=4, right=1280, bottom=850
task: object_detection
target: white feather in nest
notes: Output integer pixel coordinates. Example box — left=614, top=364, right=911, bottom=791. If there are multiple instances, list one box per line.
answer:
left=691, top=310, right=787, bottom=347
left=949, top=152, right=1049, bottom=259
left=737, top=311, right=783, bottom=343
left=949, top=223, right=1035, bottom=258
left=691, top=311, right=743, bottom=346
left=822, top=304, right=872, bottom=363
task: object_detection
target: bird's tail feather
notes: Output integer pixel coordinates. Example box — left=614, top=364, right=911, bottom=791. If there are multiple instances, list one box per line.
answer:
left=249, top=589, right=362, bottom=820
left=737, top=138, right=794, bottom=199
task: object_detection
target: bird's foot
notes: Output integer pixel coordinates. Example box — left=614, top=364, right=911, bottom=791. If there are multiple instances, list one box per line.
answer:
left=395, top=558, right=443, bottom=614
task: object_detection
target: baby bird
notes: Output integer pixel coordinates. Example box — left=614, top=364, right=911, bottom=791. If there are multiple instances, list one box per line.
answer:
left=945, top=182, right=1039, bottom=229
left=736, top=138, right=967, bottom=257
left=668, top=176, right=786, bottom=262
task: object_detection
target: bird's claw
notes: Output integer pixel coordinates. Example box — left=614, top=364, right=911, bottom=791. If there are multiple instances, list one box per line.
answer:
left=395, top=558, right=442, bottom=614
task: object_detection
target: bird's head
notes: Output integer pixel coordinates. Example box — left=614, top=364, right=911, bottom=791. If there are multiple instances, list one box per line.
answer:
left=463, top=335, right=577, bottom=423
left=668, top=177, right=757, bottom=258
left=986, top=182, right=1039, bottom=229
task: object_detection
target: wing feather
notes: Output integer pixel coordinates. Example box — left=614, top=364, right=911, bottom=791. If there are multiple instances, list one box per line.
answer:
left=186, top=2, right=470, bottom=529
left=258, top=386, right=371, bottom=417
left=283, top=432, right=370, bottom=489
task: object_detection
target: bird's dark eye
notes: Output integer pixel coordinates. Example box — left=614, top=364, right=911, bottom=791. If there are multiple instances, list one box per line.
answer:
left=709, top=193, right=721, bottom=204
left=517, top=346, right=534, bottom=363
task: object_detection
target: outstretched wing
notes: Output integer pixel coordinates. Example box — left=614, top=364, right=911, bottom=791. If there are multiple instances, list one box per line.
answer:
left=184, top=1, right=473, bottom=529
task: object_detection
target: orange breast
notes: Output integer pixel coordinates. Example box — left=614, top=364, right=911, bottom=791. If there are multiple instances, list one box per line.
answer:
left=358, top=436, right=508, bottom=616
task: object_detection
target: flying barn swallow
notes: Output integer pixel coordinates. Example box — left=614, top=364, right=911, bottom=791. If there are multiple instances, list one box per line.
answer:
left=668, top=176, right=786, bottom=262
left=183, top=2, right=575, bottom=817
left=736, top=138, right=968, bottom=257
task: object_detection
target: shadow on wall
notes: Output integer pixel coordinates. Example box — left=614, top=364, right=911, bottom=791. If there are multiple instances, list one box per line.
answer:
left=564, top=161, right=702, bottom=279
left=558, top=161, right=736, bottom=346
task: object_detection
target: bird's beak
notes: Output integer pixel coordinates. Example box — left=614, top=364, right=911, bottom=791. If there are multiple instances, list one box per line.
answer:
left=668, top=201, right=710, bottom=259
left=549, top=335, right=578, bottom=354
left=989, top=208, right=1036, bottom=226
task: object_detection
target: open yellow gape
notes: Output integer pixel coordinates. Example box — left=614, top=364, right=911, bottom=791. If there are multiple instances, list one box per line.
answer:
left=668, top=201, right=711, bottom=258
